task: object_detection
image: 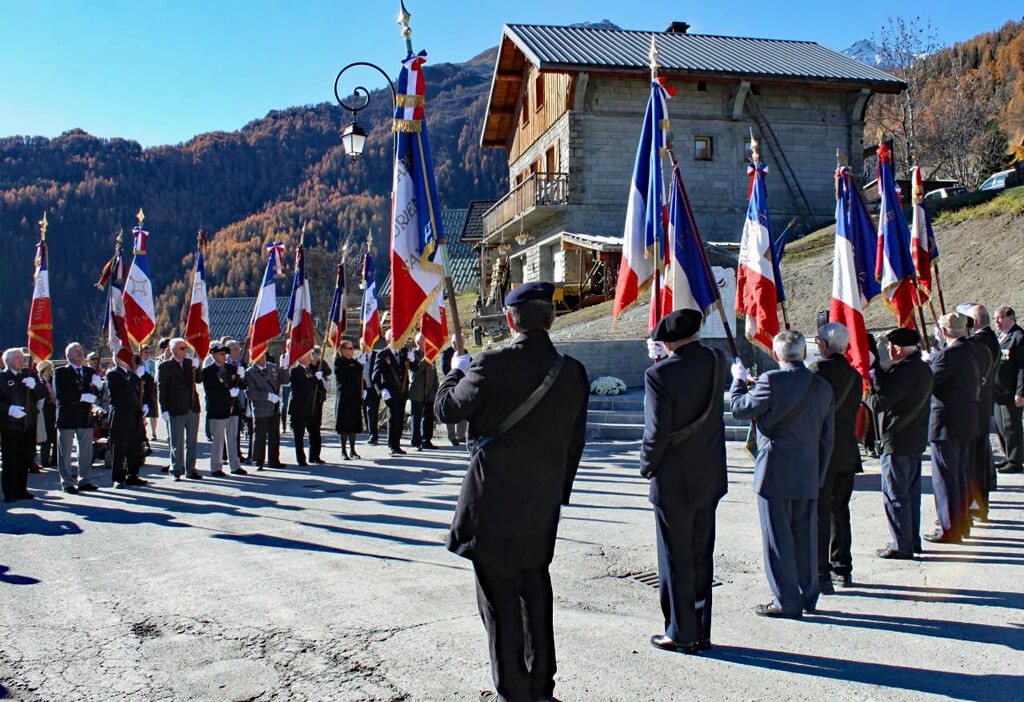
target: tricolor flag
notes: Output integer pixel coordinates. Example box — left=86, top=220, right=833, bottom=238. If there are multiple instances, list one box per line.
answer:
left=123, top=214, right=157, bottom=346
left=874, top=143, right=918, bottom=328
left=421, top=291, right=447, bottom=363
left=736, top=152, right=781, bottom=352
left=101, top=237, right=133, bottom=366
left=248, top=242, right=284, bottom=363
left=327, top=262, right=347, bottom=351
left=909, top=166, right=934, bottom=302
left=389, top=50, right=445, bottom=348
left=286, top=242, right=316, bottom=365
left=27, top=216, right=53, bottom=362
left=613, top=78, right=670, bottom=323
left=184, top=231, right=211, bottom=359
left=360, top=253, right=380, bottom=351
left=665, top=166, right=718, bottom=317
left=831, top=166, right=879, bottom=382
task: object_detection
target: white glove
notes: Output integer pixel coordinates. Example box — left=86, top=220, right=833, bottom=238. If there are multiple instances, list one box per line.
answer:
left=237, top=366, right=245, bottom=378
left=90, top=374, right=103, bottom=389
left=453, top=352, right=472, bottom=374
left=381, top=389, right=392, bottom=402
left=7, top=406, right=26, bottom=419
left=22, top=376, right=36, bottom=389
left=135, top=365, right=146, bottom=378
left=869, top=369, right=878, bottom=384
left=80, top=392, right=97, bottom=404
left=361, top=389, right=367, bottom=400
left=161, top=411, right=170, bottom=423
left=315, top=371, right=323, bottom=380
left=268, top=392, right=280, bottom=403
left=143, top=404, right=150, bottom=417
left=921, top=350, right=933, bottom=363
left=229, top=388, right=240, bottom=398
left=731, top=358, right=748, bottom=382
left=646, top=339, right=667, bottom=361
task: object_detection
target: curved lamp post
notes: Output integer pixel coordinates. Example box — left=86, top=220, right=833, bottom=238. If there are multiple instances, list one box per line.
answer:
left=332, top=62, right=398, bottom=160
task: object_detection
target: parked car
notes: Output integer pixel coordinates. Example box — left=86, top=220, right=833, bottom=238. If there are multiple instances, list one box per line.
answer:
left=925, top=186, right=968, bottom=201
left=978, top=169, right=1022, bottom=192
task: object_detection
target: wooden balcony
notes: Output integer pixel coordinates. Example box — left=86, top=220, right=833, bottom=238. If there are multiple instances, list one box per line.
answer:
left=482, top=172, right=569, bottom=243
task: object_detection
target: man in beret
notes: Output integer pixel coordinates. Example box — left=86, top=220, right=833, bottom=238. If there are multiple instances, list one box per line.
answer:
left=730, top=330, right=834, bottom=619
left=641, top=309, right=731, bottom=654
left=925, top=312, right=982, bottom=543
left=993, top=306, right=1024, bottom=475
left=435, top=281, right=589, bottom=702
left=202, top=344, right=247, bottom=477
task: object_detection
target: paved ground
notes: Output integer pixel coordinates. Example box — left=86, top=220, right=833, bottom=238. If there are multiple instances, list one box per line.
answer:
left=1, top=429, right=1022, bottom=701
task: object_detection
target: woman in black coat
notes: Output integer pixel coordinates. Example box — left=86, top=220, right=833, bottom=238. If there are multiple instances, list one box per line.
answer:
left=333, top=338, right=364, bottom=459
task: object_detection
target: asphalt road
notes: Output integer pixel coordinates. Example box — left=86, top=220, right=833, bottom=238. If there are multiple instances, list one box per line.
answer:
left=1, top=430, right=1021, bottom=701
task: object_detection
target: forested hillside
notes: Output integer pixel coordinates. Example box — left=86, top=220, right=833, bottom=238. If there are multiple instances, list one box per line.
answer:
left=0, top=48, right=505, bottom=349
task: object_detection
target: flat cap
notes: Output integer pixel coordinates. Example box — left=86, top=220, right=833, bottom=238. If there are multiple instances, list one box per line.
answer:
left=939, top=311, right=969, bottom=334
left=652, top=309, right=703, bottom=343
left=210, top=344, right=230, bottom=354
left=886, top=327, right=921, bottom=347
left=505, top=281, right=555, bottom=307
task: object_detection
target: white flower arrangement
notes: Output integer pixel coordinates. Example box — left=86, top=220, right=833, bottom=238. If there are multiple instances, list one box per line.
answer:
left=590, top=376, right=626, bottom=396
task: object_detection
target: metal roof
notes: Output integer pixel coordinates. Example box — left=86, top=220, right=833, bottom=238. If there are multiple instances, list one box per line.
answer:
left=207, top=296, right=289, bottom=345
left=504, top=24, right=905, bottom=89
left=461, top=199, right=499, bottom=242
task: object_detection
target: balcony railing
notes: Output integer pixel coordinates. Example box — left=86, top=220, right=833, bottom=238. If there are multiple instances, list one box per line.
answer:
left=482, top=172, right=569, bottom=242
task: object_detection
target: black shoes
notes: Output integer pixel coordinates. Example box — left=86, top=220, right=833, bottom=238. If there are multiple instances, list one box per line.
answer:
left=350, top=451, right=361, bottom=459
left=649, top=634, right=700, bottom=654
left=755, top=603, right=802, bottom=619
left=923, top=530, right=961, bottom=544
left=160, top=465, right=171, bottom=473
left=210, top=470, right=227, bottom=477
left=231, top=468, right=248, bottom=475
left=389, top=447, right=407, bottom=456
left=185, top=472, right=203, bottom=480
left=421, top=441, right=437, bottom=450
left=125, top=476, right=148, bottom=486
left=818, top=578, right=836, bottom=595
left=312, top=458, right=326, bottom=464
left=996, top=465, right=1022, bottom=474
left=876, top=548, right=914, bottom=559
left=832, top=573, right=853, bottom=588
left=78, top=483, right=99, bottom=492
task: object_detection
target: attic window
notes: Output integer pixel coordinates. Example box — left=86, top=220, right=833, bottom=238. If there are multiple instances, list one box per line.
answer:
left=535, top=75, right=545, bottom=111
left=751, top=85, right=761, bottom=96
left=521, top=94, right=530, bottom=126
left=694, top=136, right=713, bottom=161
left=697, top=81, right=707, bottom=92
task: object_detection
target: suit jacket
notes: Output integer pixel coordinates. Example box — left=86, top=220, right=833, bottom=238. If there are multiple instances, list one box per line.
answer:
left=872, top=353, right=933, bottom=455
left=106, top=367, right=144, bottom=434
left=157, top=358, right=201, bottom=416
left=435, top=330, right=589, bottom=568
left=969, top=327, right=1000, bottom=433
left=408, top=352, right=438, bottom=403
left=994, top=323, right=1024, bottom=405
left=929, top=338, right=982, bottom=441
left=372, top=347, right=407, bottom=399
left=288, top=364, right=318, bottom=420
left=202, top=363, right=241, bottom=420
left=730, top=362, right=835, bottom=499
left=640, top=343, right=730, bottom=508
left=309, top=359, right=331, bottom=409
left=809, top=354, right=863, bottom=475
left=244, top=362, right=281, bottom=419
left=54, top=364, right=100, bottom=429
left=0, top=369, right=46, bottom=431
left=441, top=346, right=455, bottom=375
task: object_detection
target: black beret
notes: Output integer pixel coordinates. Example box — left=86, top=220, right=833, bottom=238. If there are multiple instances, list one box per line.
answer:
left=505, top=281, right=555, bottom=307
left=886, top=327, right=921, bottom=347
left=211, top=344, right=229, bottom=354
left=652, top=309, right=703, bottom=343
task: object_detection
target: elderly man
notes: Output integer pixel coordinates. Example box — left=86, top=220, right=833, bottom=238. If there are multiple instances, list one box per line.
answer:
left=731, top=330, right=834, bottom=619
left=808, top=323, right=863, bottom=591
left=307, top=346, right=331, bottom=464
left=871, top=328, right=934, bottom=558
left=245, top=351, right=283, bottom=470
left=202, top=344, right=246, bottom=477
left=1, top=348, right=47, bottom=502
left=993, top=306, right=1024, bottom=474
left=288, top=350, right=320, bottom=467
left=965, top=305, right=1000, bottom=520
left=435, top=282, right=589, bottom=702
left=54, top=342, right=104, bottom=493
left=640, top=309, right=730, bottom=654
left=926, top=312, right=982, bottom=543
left=373, top=330, right=410, bottom=456
left=106, top=353, right=149, bottom=489
left=409, top=332, right=439, bottom=451
left=158, top=337, right=203, bottom=481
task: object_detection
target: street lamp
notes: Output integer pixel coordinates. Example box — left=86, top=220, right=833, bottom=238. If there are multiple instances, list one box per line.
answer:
left=333, top=61, right=397, bottom=160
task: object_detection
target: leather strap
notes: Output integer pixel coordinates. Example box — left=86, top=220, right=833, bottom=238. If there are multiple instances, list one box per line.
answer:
left=473, top=354, right=565, bottom=455
left=669, top=351, right=722, bottom=446
left=766, top=376, right=822, bottom=435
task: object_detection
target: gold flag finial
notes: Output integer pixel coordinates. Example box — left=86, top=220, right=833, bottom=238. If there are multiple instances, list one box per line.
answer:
left=39, top=212, right=48, bottom=241
left=136, top=208, right=145, bottom=227
left=398, top=0, right=412, bottom=43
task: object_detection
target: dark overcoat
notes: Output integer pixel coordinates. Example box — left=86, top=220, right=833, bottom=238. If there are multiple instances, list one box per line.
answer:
left=929, top=338, right=982, bottom=442
left=54, top=364, right=99, bottom=429
left=994, top=323, right=1024, bottom=405
left=809, top=354, right=863, bottom=475
left=157, top=358, right=201, bottom=416
left=106, top=367, right=144, bottom=435
left=872, top=353, right=933, bottom=455
left=334, top=356, right=364, bottom=433
left=202, top=363, right=240, bottom=420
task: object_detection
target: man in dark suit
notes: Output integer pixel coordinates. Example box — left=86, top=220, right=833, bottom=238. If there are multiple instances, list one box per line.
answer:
left=809, top=323, right=863, bottom=591
left=54, top=342, right=103, bottom=493
left=871, top=328, right=933, bottom=558
left=440, top=337, right=467, bottom=446
left=926, top=312, right=982, bottom=543
left=1, top=347, right=47, bottom=502
left=372, top=330, right=409, bottom=456
left=640, top=310, right=730, bottom=654
left=244, top=353, right=283, bottom=470
left=202, top=344, right=246, bottom=477
left=360, top=343, right=381, bottom=445
left=288, top=350, right=320, bottom=467
left=731, top=330, right=834, bottom=619
left=965, top=305, right=999, bottom=520
left=408, top=333, right=438, bottom=450
left=435, top=282, right=588, bottom=702
left=106, top=354, right=149, bottom=489
left=307, top=346, right=331, bottom=463
left=157, top=337, right=203, bottom=481
left=993, top=306, right=1024, bottom=474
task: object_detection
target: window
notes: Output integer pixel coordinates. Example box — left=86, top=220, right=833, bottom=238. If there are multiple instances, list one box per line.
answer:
left=545, top=142, right=558, bottom=173
left=697, top=81, right=707, bottom=92
left=535, top=75, right=545, bottom=111
left=694, top=136, right=713, bottom=161
left=521, top=92, right=530, bottom=126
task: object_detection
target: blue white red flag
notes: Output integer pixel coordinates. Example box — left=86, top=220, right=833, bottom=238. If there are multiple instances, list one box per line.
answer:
left=909, top=166, right=935, bottom=303
left=613, top=79, right=670, bottom=323
left=28, top=222, right=53, bottom=362
left=184, top=232, right=211, bottom=359
left=874, top=144, right=918, bottom=327
left=747, top=160, right=786, bottom=303
left=327, top=263, right=347, bottom=351
left=123, top=218, right=156, bottom=346
left=736, top=154, right=781, bottom=352
left=360, top=253, right=380, bottom=351
left=665, top=166, right=718, bottom=317
left=248, top=242, right=283, bottom=363
left=101, top=237, right=132, bottom=365
left=286, top=243, right=317, bottom=365
left=421, top=291, right=447, bottom=363
left=390, top=50, right=445, bottom=349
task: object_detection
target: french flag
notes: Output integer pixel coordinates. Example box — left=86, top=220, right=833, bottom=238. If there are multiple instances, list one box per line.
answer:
left=27, top=222, right=54, bottom=362
left=248, top=242, right=283, bottom=363
left=421, top=291, right=447, bottom=363
left=327, top=262, right=347, bottom=352
left=286, top=243, right=317, bottom=366
left=184, top=231, right=211, bottom=359
left=103, top=240, right=133, bottom=366
left=909, top=166, right=934, bottom=302
left=360, top=252, right=380, bottom=351
left=831, top=166, right=880, bottom=382
left=666, top=165, right=718, bottom=317
left=123, top=216, right=157, bottom=346
left=736, top=155, right=780, bottom=352
left=875, top=143, right=918, bottom=328
left=613, top=79, right=670, bottom=324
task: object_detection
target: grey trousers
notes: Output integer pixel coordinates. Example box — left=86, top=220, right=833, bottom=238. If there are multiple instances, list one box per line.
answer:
left=208, top=416, right=241, bottom=474
left=446, top=420, right=467, bottom=443
left=57, top=428, right=95, bottom=488
left=168, top=412, right=200, bottom=477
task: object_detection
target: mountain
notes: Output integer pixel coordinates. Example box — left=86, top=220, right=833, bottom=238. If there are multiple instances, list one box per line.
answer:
left=0, top=48, right=506, bottom=352
left=841, top=39, right=884, bottom=66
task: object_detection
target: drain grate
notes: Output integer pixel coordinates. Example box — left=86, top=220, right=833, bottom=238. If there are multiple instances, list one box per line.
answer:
left=620, top=571, right=725, bottom=591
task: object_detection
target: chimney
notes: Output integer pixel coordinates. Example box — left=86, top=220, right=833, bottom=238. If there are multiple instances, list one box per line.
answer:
left=665, top=21, right=690, bottom=34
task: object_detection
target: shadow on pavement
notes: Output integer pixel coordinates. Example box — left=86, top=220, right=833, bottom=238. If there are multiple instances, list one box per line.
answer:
left=211, top=532, right=464, bottom=570
left=0, top=510, right=83, bottom=537
left=0, top=565, right=40, bottom=585
left=809, top=608, right=1024, bottom=650
left=851, top=582, right=1024, bottom=609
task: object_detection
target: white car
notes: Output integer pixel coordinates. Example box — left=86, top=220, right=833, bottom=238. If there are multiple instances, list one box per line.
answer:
left=978, top=170, right=1013, bottom=192
left=925, top=186, right=967, bottom=201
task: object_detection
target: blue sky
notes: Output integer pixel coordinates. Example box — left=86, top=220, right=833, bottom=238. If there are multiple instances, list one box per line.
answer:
left=2, top=1, right=1019, bottom=147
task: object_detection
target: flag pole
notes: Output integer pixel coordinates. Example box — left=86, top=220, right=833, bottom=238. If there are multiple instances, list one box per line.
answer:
left=931, top=260, right=947, bottom=315
left=131, top=209, right=145, bottom=355
left=649, top=36, right=664, bottom=326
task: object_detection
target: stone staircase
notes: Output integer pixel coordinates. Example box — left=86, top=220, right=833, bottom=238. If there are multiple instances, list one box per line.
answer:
left=586, top=390, right=750, bottom=442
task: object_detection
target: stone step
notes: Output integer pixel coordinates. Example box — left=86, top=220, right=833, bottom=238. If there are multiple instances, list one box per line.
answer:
left=587, top=409, right=749, bottom=427
left=585, top=422, right=749, bottom=442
